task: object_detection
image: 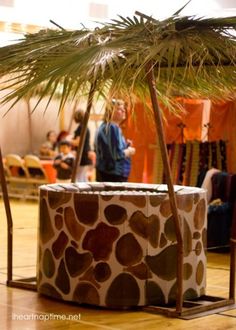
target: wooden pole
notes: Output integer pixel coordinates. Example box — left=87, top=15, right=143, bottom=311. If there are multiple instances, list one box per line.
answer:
left=26, top=98, right=34, bottom=153
left=146, top=61, right=184, bottom=313
left=0, top=147, right=13, bottom=283
left=71, top=83, right=96, bottom=182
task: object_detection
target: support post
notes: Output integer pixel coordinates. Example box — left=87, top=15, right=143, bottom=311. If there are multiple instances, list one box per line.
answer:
left=146, top=61, right=184, bottom=313
left=0, top=147, right=13, bottom=283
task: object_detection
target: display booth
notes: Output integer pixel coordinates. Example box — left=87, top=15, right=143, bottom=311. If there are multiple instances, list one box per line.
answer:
left=37, top=182, right=207, bottom=308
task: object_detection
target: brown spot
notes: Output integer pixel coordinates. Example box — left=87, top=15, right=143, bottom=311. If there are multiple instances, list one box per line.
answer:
left=100, top=195, right=113, bottom=201
left=149, top=194, right=166, bottom=207
left=105, top=273, right=140, bottom=307
left=43, top=249, right=55, bottom=278
left=146, top=281, right=165, bottom=305
left=38, top=283, right=62, bottom=300
left=39, top=198, right=55, bottom=244
left=183, top=218, right=192, bottom=257
left=148, top=215, right=161, bottom=248
left=55, top=260, right=70, bottom=294
left=195, top=241, right=202, bottom=256
left=74, top=194, right=99, bottom=225
left=54, top=214, right=63, bottom=230
left=164, top=216, right=177, bottom=242
left=65, top=246, right=93, bottom=277
left=82, top=222, right=119, bottom=261
left=193, top=231, right=201, bottom=239
left=183, top=263, right=193, bottom=280
left=52, top=231, right=69, bottom=259
left=160, top=233, right=167, bottom=248
left=116, top=233, right=143, bottom=266
left=196, top=260, right=204, bottom=285
left=202, top=228, right=207, bottom=249
left=129, top=211, right=149, bottom=239
left=126, top=262, right=152, bottom=280
left=104, top=204, right=127, bottom=225
left=183, top=288, right=198, bottom=301
left=79, top=266, right=100, bottom=289
left=169, top=283, right=198, bottom=304
left=120, top=195, right=146, bottom=208
left=194, top=199, right=206, bottom=230
left=129, top=211, right=160, bottom=247
left=94, top=262, right=111, bottom=282
left=48, top=191, right=71, bottom=209
left=64, top=207, right=85, bottom=241
left=145, top=245, right=177, bottom=280
left=177, top=194, right=194, bottom=212
left=160, top=199, right=172, bottom=217
left=73, top=282, right=100, bottom=305
left=200, top=287, right=206, bottom=296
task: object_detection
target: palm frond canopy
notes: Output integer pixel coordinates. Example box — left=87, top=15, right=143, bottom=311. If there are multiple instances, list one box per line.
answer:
left=1, top=12, right=236, bottom=111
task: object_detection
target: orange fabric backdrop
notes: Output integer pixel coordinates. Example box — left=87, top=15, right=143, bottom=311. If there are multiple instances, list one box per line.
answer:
left=163, top=99, right=204, bottom=143
left=209, top=101, right=236, bottom=173
left=123, top=99, right=204, bottom=183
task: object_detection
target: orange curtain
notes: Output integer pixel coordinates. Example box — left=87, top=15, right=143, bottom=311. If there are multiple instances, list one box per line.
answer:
left=210, top=101, right=236, bottom=173
left=163, top=99, right=204, bottom=143
left=123, top=99, right=204, bottom=183
left=122, top=102, right=157, bottom=183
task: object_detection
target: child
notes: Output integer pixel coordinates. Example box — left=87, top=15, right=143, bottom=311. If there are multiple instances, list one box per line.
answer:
left=53, top=140, right=75, bottom=183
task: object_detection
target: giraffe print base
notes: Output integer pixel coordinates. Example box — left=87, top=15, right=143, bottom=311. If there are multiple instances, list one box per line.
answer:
left=38, top=182, right=207, bottom=308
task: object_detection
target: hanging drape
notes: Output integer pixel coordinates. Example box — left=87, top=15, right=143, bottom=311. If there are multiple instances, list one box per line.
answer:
left=123, top=99, right=205, bottom=183
left=210, top=101, right=236, bottom=173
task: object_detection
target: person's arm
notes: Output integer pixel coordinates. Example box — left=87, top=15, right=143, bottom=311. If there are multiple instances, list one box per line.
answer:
left=124, top=146, right=135, bottom=157
left=110, top=124, right=135, bottom=159
left=70, top=136, right=80, bottom=147
left=53, top=155, right=61, bottom=169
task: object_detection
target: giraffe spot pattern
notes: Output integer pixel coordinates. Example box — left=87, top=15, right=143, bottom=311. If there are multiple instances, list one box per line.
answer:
left=38, top=183, right=207, bottom=308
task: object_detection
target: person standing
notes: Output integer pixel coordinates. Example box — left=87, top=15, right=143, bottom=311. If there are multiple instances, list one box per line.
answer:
left=95, top=98, right=135, bottom=182
left=71, top=109, right=94, bottom=182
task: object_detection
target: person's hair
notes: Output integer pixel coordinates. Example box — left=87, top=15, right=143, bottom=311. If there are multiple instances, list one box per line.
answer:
left=74, top=109, right=85, bottom=123
left=46, top=130, right=56, bottom=139
left=103, top=98, right=125, bottom=122
left=57, top=130, right=69, bottom=143
left=59, top=140, right=71, bottom=147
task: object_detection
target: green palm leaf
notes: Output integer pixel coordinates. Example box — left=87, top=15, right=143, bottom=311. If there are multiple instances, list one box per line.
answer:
left=0, top=12, right=236, bottom=111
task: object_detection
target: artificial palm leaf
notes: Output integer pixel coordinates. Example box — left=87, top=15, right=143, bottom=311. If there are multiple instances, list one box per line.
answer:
left=1, top=13, right=236, bottom=111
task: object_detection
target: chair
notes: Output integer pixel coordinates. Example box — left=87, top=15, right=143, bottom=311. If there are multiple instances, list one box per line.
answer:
left=24, top=154, right=49, bottom=184
left=5, top=154, right=29, bottom=180
left=4, top=154, right=30, bottom=198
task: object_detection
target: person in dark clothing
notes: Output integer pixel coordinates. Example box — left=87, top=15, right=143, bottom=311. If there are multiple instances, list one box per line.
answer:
left=70, top=109, right=95, bottom=181
left=95, top=98, right=135, bottom=182
left=53, top=140, right=74, bottom=182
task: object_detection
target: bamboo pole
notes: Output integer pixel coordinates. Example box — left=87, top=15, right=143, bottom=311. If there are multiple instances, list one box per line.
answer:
left=71, top=83, right=96, bottom=182
left=146, top=61, right=184, bottom=313
left=0, top=147, right=13, bottom=283
left=26, top=98, right=34, bottom=153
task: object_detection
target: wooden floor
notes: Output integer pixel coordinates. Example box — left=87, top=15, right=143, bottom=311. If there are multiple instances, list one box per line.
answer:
left=0, top=198, right=236, bottom=329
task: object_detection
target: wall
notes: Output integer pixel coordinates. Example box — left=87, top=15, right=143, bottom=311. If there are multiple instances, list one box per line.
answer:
left=0, top=91, right=105, bottom=157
